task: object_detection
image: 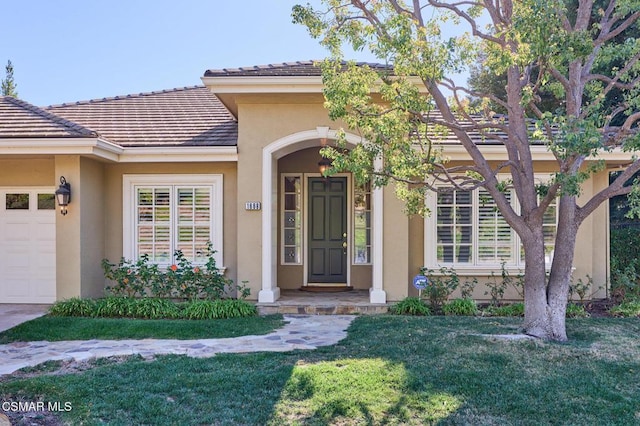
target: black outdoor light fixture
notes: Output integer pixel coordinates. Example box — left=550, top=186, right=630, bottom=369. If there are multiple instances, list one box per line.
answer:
left=55, top=176, right=71, bottom=216
left=318, top=157, right=332, bottom=175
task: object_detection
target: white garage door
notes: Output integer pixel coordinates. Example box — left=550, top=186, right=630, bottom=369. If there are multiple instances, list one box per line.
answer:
left=0, top=188, right=56, bottom=303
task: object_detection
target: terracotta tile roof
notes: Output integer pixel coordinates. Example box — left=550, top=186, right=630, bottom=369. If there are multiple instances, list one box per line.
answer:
left=47, top=86, right=237, bottom=147
left=204, top=60, right=393, bottom=77
left=0, top=96, right=98, bottom=138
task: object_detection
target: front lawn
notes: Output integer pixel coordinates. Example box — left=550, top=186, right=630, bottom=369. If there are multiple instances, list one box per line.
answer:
left=1, top=316, right=638, bottom=425
left=0, top=315, right=284, bottom=343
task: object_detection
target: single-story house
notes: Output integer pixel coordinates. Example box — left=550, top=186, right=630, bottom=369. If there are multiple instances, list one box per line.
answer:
left=0, top=61, right=627, bottom=304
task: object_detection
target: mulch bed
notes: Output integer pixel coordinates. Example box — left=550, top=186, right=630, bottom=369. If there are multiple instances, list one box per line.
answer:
left=583, top=298, right=617, bottom=317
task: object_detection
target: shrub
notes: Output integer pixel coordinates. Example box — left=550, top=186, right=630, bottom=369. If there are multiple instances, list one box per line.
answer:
left=569, top=275, right=593, bottom=303
left=442, top=298, right=478, bottom=316
left=483, top=302, right=525, bottom=317
left=565, top=303, right=589, bottom=318
left=182, top=299, right=257, bottom=319
left=102, top=242, right=250, bottom=301
left=485, top=262, right=509, bottom=307
left=511, top=271, right=525, bottom=300
left=93, top=296, right=138, bottom=318
left=421, top=267, right=459, bottom=310
left=102, top=254, right=161, bottom=298
left=49, top=298, right=96, bottom=317
left=609, top=299, right=640, bottom=317
left=48, top=297, right=257, bottom=320
left=390, top=297, right=431, bottom=316
left=132, top=298, right=181, bottom=319
left=610, top=228, right=640, bottom=300
left=459, top=277, right=478, bottom=299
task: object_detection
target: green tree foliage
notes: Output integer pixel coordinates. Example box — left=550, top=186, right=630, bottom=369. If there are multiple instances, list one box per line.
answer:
left=1, top=60, right=18, bottom=97
left=294, top=0, right=640, bottom=341
left=469, top=0, right=640, bottom=122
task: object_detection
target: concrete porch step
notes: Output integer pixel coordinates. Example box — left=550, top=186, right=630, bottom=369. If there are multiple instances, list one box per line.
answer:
left=256, top=289, right=389, bottom=315
left=257, top=303, right=389, bottom=315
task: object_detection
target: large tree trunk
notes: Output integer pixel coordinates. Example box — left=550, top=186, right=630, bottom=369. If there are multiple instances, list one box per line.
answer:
left=522, top=196, right=578, bottom=341
left=521, top=231, right=556, bottom=339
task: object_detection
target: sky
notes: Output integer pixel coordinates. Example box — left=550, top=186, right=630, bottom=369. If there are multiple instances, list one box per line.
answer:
left=0, top=0, right=380, bottom=107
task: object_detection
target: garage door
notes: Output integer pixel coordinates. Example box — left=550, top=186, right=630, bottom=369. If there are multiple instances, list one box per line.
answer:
left=0, top=188, right=56, bottom=303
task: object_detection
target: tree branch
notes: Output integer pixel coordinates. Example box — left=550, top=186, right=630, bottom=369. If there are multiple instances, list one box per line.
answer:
left=578, top=159, right=640, bottom=222
left=426, top=0, right=505, bottom=45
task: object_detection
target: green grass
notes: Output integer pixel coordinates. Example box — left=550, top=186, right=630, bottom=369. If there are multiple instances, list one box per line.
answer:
left=1, top=316, right=639, bottom=425
left=0, top=315, right=284, bottom=343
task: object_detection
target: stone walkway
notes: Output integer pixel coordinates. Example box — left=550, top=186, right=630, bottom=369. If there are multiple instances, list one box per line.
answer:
left=0, top=315, right=356, bottom=376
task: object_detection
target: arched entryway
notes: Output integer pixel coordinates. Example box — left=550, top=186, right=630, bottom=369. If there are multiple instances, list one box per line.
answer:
left=258, top=127, right=386, bottom=304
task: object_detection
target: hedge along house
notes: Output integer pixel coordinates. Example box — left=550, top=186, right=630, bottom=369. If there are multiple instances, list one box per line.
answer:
left=0, top=61, right=628, bottom=305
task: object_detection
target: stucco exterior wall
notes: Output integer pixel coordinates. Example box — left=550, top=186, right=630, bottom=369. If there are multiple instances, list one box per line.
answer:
left=0, top=158, right=54, bottom=185
left=54, top=155, right=82, bottom=299
left=383, top=184, right=409, bottom=301
left=102, top=162, right=239, bottom=293
left=235, top=95, right=344, bottom=298
left=79, top=157, right=106, bottom=298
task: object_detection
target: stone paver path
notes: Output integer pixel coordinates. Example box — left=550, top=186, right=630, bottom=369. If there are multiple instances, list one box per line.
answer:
left=0, top=315, right=355, bottom=376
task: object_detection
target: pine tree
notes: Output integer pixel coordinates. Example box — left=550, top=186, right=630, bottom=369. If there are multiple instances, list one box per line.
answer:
left=1, top=60, right=18, bottom=97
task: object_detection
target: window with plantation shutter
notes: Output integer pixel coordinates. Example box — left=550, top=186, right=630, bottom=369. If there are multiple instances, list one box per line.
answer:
left=477, top=189, right=514, bottom=264
left=425, top=179, right=557, bottom=270
left=436, top=190, right=473, bottom=263
left=124, top=175, right=223, bottom=267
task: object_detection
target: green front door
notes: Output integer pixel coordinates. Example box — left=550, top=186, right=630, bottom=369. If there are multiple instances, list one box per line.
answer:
left=308, top=177, right=347, bottom=283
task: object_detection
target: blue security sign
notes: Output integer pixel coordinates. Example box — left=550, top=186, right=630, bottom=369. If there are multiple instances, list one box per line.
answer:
left=412, top=275, right=429, bottom=290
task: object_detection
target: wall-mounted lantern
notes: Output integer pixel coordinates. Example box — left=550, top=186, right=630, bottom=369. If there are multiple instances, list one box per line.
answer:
left=318, top=158, right=332, bottom=175
left=55, top=176, right=71, bottom=215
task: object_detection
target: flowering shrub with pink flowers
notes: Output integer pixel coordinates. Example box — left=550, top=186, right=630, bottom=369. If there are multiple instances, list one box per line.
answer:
left=102, top=242, right=249, bottom=300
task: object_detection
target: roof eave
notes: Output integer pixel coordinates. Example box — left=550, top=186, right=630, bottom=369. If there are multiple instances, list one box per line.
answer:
left=0, top=137, right=238, bottom=163
left=201, top=76, right=325, bottom=94
left=201, top=75, right=427, bottom=94
left=0, top=137, right=121, bottom=161
left=118, top=146, right=238, bottom=163
left=439, top=143, right=638, bottom=162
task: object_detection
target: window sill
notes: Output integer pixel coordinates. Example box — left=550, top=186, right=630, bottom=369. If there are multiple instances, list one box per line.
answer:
left=421, top=266, right=528, bottom=276
left=421, top=265, right=574, bottom=276
left=155, top=265, right=227, bottom=274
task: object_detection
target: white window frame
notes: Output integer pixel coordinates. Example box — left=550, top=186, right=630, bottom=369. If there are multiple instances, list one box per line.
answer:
left=424, top=175, right=557, bottom=274
left=279, top=173, right=373, bottom=269
left=280, top=173, right=303, bottom=265
left=123, top=174, right=224, bottom=267
left=353, top=180, right=373, bottom=265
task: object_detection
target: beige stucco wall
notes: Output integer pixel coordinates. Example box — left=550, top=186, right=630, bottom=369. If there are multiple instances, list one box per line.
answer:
left=0, top=157, right=54, bottom=185
left=49, top=156, right=106, bottom=299
left=235, top=96, right=342, bottom=298
left=42, top=159, right=239, bottom=300
left=405, top=162, right=611, bottom=302
left=0, top=95, right=615, bottom=304
left=102, top=162, right=238, bottom=292
left=230, top=93, right=615, bottom=302
left=79, top=157, right=106, bottom=298
left=54, top=155, right=82, bottom=299
left=233, top=94, right=410, bottom=299
left=0, top=156, right=239, bottom=301
left=383, top=184, right=409, bottom=301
